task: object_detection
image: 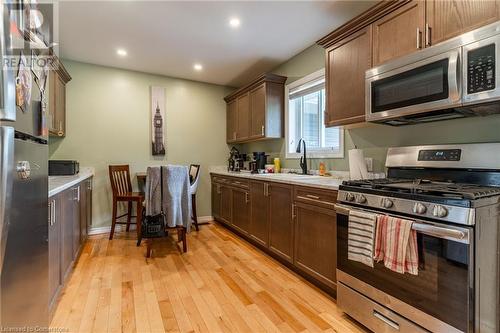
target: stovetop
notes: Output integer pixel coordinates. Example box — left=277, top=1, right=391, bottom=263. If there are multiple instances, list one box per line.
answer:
left=342, top=178, right=500, bottom=200
left=339, top=178, right=500, bottom=210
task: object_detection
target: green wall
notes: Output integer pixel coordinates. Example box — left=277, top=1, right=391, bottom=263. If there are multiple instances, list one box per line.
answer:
left=240, top=44, right=500, bottom=172
left=49, top=60, right=232, bottom=228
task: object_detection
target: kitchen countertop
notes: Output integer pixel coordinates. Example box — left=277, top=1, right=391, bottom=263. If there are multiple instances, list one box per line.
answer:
left=211, top=169, right=347, bottom=190
left=49, top=167, right=95, bottom=197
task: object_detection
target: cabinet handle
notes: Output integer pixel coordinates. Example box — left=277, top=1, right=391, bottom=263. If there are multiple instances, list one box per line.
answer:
left=416, top=28, right=422, bottom=49
left=261, top=125, right=265, bottom=136
left=74, top=187, right=80, bottom=202
left=291, top=203, right=296, bottom=220
left=58, top=121, right=64, bottom=137
left=233, top=132, right=236, bottom=140
left=245, top=192, right=249, bottom=204
left=425, top=23, right=431, bottom=47
left=217, top=184, right=221, bottom=194
left=264, top=183, right=268, bottom=197
left=48, top=202, right=52, bottom=226
left=306, top=194, right=320, bottom=200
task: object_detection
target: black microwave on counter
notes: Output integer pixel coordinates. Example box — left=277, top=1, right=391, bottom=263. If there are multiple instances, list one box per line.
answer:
left=49, top=160, right=79, bottom=176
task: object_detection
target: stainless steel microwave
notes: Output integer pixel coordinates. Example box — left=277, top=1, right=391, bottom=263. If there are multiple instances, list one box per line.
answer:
left=366, top=21, right=500, bottom=125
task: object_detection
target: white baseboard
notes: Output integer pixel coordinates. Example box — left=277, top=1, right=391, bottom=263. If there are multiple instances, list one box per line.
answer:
left=88, top=216, right=214, bottom=235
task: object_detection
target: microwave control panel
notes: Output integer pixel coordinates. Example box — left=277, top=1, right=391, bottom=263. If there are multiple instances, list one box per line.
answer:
left=467, top=43, right=495, bottom=94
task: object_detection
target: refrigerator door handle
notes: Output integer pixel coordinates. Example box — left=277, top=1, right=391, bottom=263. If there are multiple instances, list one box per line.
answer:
left=0, top=126, right=14, bottom=271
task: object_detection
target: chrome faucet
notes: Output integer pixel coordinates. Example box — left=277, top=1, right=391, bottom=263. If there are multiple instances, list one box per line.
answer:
left=295, top=138, right=307, bottom=175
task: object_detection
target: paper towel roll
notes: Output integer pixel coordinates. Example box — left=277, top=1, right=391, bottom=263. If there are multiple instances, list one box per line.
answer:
left=349, top=149, right=369, bottom=180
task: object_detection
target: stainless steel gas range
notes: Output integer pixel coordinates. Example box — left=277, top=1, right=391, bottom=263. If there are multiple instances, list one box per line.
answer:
left=335, top=143, right=500, bottom=333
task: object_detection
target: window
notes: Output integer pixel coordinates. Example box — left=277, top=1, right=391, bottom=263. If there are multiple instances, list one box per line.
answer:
left=286, top=69, right=344, bottom=159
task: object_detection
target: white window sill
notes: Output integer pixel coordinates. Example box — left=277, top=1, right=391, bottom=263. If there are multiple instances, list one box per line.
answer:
left=285, top=151, right=345, bottom=159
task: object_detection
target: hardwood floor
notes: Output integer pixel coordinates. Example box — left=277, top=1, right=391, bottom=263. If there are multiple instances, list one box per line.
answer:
left=50, top=222, right=368, bottom=333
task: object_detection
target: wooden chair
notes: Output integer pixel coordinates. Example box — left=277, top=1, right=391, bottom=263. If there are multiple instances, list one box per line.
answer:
left=108, top=165, right=145, bottom=246
left=189, top=164, right=201, bottom=231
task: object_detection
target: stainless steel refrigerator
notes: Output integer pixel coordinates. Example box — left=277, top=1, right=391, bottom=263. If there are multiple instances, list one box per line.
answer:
left=0, top=4, right=48, bottom=329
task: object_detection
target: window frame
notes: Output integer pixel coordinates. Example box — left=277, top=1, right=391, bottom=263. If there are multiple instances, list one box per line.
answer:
left=285, top=68, right=344, bottom=159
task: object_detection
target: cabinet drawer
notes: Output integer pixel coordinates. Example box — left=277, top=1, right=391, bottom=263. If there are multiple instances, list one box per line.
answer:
left=338, top=283, right=427, bottom=333
left=294, top=186, right=337, bottom=209
left=229, top=178, right=249, bottom=189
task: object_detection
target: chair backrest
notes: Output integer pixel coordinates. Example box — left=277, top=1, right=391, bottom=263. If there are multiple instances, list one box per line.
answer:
left=109, top=165, right=132, bottom=196
left=189, top=164, right=201, bottom=194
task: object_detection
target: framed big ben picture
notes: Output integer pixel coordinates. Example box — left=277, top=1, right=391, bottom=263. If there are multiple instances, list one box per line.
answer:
left=151, top=86, right=166, bottom=156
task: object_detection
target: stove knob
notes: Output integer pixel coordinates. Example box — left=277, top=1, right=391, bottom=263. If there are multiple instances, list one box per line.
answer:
left=381, top=198, right=393, bottom=208
left=356, top=194, right=367, bottom=204
left=413, top=202, right=427, bottom=214
left=346, top=193, right=355, bottom=202
left=432, top=205, right=448, bottom=218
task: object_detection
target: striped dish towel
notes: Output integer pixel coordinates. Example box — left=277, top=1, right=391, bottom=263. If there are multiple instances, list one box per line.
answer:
left=374, top=215, right=418, bottom=275
left=348, top=210, right=377, bottom=267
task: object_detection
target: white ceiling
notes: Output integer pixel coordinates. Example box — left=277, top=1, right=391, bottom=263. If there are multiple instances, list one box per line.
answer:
left=59, top=1, right=375, bottom=87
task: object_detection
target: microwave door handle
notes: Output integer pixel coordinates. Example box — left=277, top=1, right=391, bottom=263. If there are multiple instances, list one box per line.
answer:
left=448, top=50, right=461, bottom=103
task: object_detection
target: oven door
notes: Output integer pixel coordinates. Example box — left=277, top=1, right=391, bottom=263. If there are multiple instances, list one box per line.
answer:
left=335, top=203, right=473, bottom=333
left=366, top=49, right=461, bottom=123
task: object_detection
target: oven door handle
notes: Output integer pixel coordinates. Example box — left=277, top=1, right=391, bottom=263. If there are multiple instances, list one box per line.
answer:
left=334, top=204, right=470, bottom=244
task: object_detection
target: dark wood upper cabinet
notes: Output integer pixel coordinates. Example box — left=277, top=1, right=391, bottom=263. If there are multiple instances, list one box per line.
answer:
left=249, top=181, right=269, bottom=246
left=325, top=26, right=372, bottom=127
left=48, top=56, right=71, bottom=137
left=268, top=183, right=294, bottom=263
left=236, top=93, right=250, bottom=141
left=294, top=201, right=337, bottom=289
left=426, top=0, right=500, bottom=46
left=224, top=73, right=286, bottom=144
left=226, top=100, right=237, bottom=143
left=372, top=1, right=425, bottom=66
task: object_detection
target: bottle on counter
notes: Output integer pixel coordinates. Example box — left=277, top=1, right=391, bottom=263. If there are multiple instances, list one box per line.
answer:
left=319, top=162, right=326, bottom=176
left=274, top=157, right=281, bottom=173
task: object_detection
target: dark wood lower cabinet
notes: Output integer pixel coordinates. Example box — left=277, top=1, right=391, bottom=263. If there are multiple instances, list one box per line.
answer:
left=268, top=183, right=294, bottom=263
left=294, top=202, right=337, bottom=289
left=211, top=174, right=337, bottom=293
left=49, top=177, right=92, bottom=316
left=232, top=188, right=250, bottom=234
left=220, top=186, right=232, bottom=224
left=212, top=183, right=221, bottom=219
left=249, top=181, right=269, bottom=246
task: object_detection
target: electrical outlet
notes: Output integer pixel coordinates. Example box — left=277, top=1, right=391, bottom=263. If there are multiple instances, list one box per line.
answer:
left=365, top=157, right=373, bottom=172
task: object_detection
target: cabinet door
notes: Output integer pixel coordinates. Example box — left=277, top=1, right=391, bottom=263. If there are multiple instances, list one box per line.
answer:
left=232, top=189, right=250, bottom=234
left=212, top=182, right=221, bottom=219
left=226, top=100, right=237, bottom=143
left=72, top=186, right=81, bottom=258
left=249, top=181, right=269, bottom=246
left=325, top=26, right=372, bottom=127
left=48, top=195, right=61, bottom=310
left=60, top=188, right=74, bottom=280
left=55, top=74, right=66, bottom=137
left=426, top=0, right=500, bottom=46
left=249, top=84, right=266, bottom=139
left=268, top=183, right=293, bottom=262
left=80, top=179, right=91, bottom=243
left=372, top=1, right=425, bottom=66
left=220, top=186, right=232, bottom=224
left=294, top=202, right=337, bottom=288
left=236, top=93, right=250, bottom=140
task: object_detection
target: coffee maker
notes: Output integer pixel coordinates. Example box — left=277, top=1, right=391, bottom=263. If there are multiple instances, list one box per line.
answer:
left=250, top=152, right=268, bottom=173
left=228, top=147, right=239, bottom=171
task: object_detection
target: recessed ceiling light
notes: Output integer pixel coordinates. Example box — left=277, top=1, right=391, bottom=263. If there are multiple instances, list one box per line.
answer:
left=229, top=17, right=240, bottom=28
left=193, top=63, right=203, bottom=71
left=116, top=48, right=127, bottom=57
